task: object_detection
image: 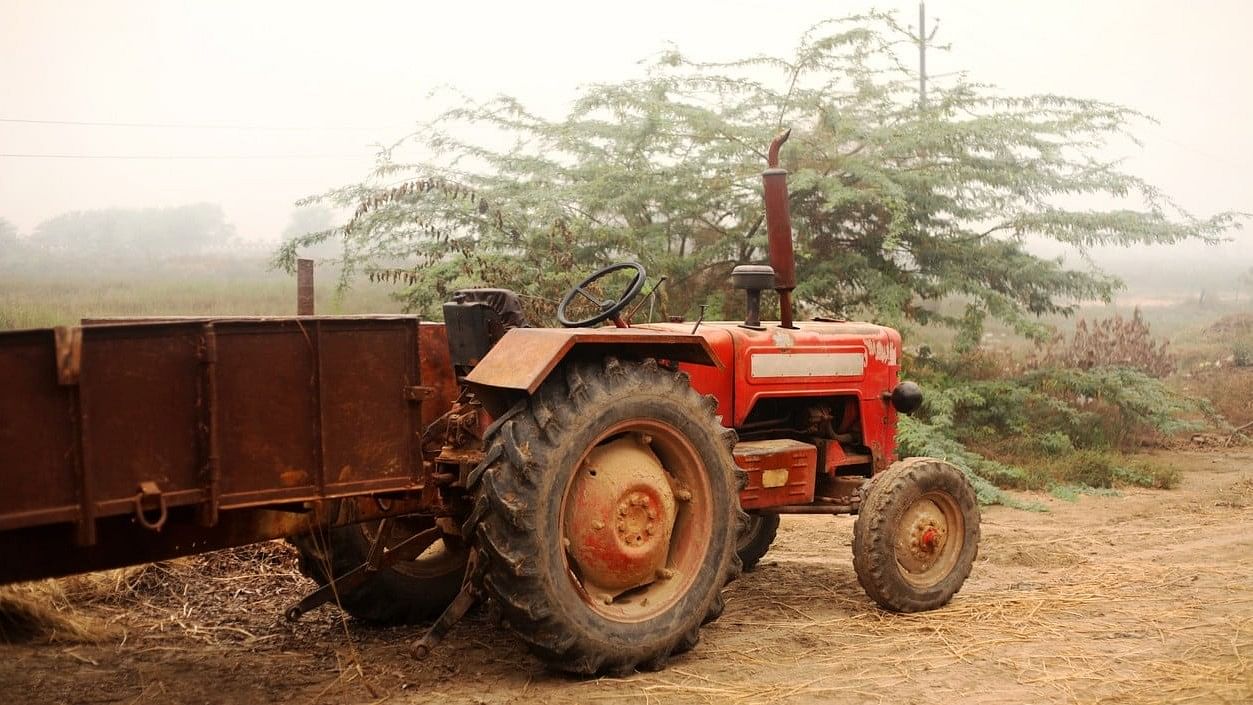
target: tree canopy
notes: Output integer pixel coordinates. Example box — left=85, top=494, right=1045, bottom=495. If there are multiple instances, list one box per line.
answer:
left=31, top=203, right=236, bottom=258
left=277, top=13, right=1239, bottom=342
left=0, top=218, right=16, bottom=248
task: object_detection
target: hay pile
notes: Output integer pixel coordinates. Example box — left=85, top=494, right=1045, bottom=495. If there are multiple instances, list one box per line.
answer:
left=0, top=541, right=304, bottom=646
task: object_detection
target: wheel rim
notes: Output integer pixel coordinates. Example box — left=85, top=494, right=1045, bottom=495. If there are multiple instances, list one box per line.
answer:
left=894, top=491, right=964, bottom=588
left=560, top=418, right=713, bottom=623
left=358, top=517, right=468, bottom=579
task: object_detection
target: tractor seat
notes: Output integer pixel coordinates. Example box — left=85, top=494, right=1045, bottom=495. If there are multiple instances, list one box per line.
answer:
left=442, top=288, right=528, bottom=373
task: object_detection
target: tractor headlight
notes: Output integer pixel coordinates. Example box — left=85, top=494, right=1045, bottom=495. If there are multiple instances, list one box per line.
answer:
left=888, top=381, right=923, bottom=415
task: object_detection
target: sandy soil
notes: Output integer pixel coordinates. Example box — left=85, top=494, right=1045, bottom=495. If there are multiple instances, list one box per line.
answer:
left=2, top=449, right=1251, bottom=705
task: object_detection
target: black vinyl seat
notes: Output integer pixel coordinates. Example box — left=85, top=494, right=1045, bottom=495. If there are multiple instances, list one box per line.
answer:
left=442, top=288, right=528, bottom=373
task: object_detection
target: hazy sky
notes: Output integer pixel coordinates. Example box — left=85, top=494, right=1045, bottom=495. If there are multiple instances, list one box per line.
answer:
left=1, top=0, right=1250, bottom=269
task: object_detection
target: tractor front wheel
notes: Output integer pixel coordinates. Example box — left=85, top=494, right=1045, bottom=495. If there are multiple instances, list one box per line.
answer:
left=468, top=358, right=745, bottom=674
left=851, top=458, right=980, bottom=612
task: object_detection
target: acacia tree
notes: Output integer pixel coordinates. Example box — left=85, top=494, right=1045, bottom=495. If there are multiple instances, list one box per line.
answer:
left=277, top=13, right=1237, bottom=341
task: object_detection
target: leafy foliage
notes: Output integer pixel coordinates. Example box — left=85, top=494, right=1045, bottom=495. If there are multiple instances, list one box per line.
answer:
left=899, top=366, right=1196, bottom=507
left=276, top=13, right=1238, bottom=337
left=915, top=359, right=1209, bottom=453
left=897, top=415, right=1043, bottom=510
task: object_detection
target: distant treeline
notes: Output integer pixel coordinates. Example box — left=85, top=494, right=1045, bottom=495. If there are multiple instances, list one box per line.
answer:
left=0, top=204, right=238, bottom=260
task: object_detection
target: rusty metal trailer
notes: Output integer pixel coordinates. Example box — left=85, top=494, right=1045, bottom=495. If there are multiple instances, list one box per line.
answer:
left=0, top=315, right=453, bottom=585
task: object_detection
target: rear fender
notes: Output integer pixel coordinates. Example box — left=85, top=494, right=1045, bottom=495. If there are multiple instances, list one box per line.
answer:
left=464, top=328, right=721, bottom=416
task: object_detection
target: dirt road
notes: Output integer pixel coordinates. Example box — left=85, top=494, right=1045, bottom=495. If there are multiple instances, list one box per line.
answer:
left=3, top=449, right=1251, bottom=704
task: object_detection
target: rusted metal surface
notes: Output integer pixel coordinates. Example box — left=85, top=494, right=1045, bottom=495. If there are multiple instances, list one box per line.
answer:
left=734, top=439, right=817, bottom=510
left=464, top=327, right=721, bottom=395
left=53, top=325, right=82, bottom=385
left=0, top=315, right=436, bottom=584
left=896, top=492, right=963, bottom=586
left=297, top=258, right=315, bottom=315
left=565, top=436, right=676, bottom=598
left=559, top=419, right=712, bottom=622
left=418, top=323, right=459, bottom=429
left=763, top=129, right=797, bottom=328
left=285, top=522, right=443, bottom=621
left=767, top=504, right=857, bottom=515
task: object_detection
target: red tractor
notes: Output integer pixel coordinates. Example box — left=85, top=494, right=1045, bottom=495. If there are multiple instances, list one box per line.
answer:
left=289, top=129, right=981, bottom=673
left=0, top=130, right=979, bottom=676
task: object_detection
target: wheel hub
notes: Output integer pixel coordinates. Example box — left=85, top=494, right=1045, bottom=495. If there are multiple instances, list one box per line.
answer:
left=616, top=491, right=661, bottom=547
left=564, top=436, right=677, bottom=598
left=896, top=497, right=954, bottom=577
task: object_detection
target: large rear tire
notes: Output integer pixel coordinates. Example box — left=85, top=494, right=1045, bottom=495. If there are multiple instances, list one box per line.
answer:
left=467, top=358, right=745, bottom=674
left=291, top=502, right=470, bottom=624
left=735, top=513, right=780, bottom=572
left=851, top=458, right=980, bottom=612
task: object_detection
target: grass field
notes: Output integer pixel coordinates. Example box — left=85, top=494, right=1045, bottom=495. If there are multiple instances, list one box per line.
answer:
left=0, top=256, right=402, bottom=330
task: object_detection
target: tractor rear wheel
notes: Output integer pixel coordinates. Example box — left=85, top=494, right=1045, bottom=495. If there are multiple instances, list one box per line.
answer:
left=851, top=458, right=979, bottom=612
left=467, top=358, right=745, bottom=674
left=291, top=502, right=469, bottom=624
left=735, top=513, right=780, bottom=571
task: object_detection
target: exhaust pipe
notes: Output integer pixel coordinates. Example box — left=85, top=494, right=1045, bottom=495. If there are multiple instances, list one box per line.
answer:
left=762, top=129, right=797, bottom=329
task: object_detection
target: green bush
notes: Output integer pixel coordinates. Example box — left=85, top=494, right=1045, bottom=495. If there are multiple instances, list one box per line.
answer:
left=899, top=354, right=1208, bottom=507
left=897, top=416, right=1043, bottom=510
left=1113, top=460, right=1182, bottom=490
left=1037, top=431, right=1075, bottom=455
left=1058, top=450, right=1118, bottom=488
left=911, top=360, right=1210, bottom=452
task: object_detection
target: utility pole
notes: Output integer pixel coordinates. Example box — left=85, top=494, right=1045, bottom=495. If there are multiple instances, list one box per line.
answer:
left=919, top=1, right=927, bottom=109
left=916, top=2, right=939, bottom=111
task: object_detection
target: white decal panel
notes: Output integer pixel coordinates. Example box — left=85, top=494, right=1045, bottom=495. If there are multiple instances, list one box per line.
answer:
left=750, top=352, right=866, bottom=378
left=863, top=337, right=898, bottom=365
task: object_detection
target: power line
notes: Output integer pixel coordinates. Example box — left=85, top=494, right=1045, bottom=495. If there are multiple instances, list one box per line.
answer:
left=0, top=153, right=368, bottom=160
left=0, top=117, right=407, bottom=131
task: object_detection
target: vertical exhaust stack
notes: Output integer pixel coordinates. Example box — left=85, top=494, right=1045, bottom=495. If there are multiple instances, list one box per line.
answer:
left=762, top=129, right=797, bottom=329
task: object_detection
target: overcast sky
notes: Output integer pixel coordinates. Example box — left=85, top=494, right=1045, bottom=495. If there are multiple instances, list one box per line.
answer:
left=1, top=0, right=1249, bottom=271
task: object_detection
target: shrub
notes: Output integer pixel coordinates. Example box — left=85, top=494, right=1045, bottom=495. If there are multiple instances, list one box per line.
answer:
left=913, top=361, right=1209, bottom=452
left=901, top=348, right=1211, bottom=505
left=897, top=415, right=1044, bottom=510
left=1035, top=310, right=1174, bottom=378
left=1113, top=460, right=1182, bottom=490
left=1058, top=450, right=1118, bottom=488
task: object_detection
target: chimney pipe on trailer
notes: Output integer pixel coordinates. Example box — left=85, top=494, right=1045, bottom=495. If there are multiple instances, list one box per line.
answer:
left=762, top=128, right=797, bottom=328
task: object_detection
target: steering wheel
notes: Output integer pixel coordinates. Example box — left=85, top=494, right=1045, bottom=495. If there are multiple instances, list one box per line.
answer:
left=557, top=262, right=647, bottom=328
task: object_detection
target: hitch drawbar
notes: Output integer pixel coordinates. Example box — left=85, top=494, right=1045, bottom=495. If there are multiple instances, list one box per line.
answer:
left=284, top=519, right=479, bottom=659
